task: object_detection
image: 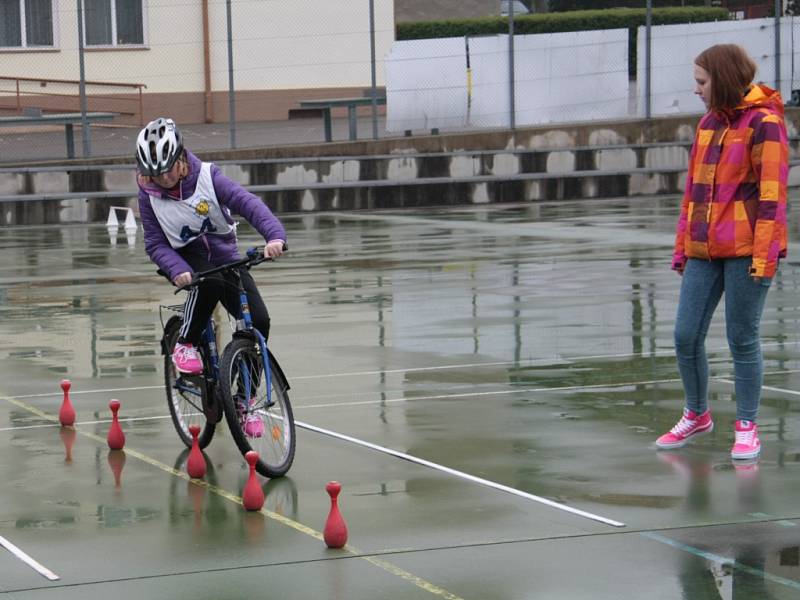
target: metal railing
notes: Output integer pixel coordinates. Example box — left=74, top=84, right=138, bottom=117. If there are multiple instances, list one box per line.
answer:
left=0, top=76, right=146, bottom=125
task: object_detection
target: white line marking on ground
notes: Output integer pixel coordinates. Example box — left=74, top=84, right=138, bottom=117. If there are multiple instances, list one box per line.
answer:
left=295, top=419, right=625, bottom=528
left=5, top=368, right=799, bottom=416
left=296, top=368, right=800, bottom=410
left=287, top=340, right=798, bottom=381
left=7, top=341, right=797, bottom=402
left=0, top=535, right=59, bottom=581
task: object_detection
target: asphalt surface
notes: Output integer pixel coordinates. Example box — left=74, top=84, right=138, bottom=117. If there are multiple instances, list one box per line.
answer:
left=1, top=198, right=799, bottom=599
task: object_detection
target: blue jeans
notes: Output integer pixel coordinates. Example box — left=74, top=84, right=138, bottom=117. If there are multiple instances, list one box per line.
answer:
left=674, top=257, right=771, bottom=421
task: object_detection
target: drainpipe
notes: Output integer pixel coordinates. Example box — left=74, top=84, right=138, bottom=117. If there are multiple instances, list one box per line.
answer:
left=202, top=0, right=212, bottom=122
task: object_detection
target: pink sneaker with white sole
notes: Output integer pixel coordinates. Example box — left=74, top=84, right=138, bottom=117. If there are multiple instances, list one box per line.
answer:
left=239, top=398, right=264, bottom=438
left=172, top=342, right=203, bottom=375
left=655, top=408, right=714, bottom=449
left=731, top=420, right=760, bottom=460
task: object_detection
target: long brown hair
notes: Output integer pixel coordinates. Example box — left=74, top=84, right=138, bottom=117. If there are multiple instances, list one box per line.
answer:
left=695, top=44, right=756, bottom=112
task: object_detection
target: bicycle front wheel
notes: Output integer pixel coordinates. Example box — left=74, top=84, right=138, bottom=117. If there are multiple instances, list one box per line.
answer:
left=163, top=316, right=216, bottom=449
left=220, top=337, right=295, bottom=477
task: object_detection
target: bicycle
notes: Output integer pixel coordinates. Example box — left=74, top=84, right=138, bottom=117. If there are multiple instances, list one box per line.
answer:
left=159, top=247, right=295, bottom=477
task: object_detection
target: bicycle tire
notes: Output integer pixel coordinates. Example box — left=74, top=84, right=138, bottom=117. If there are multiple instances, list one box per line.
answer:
left=219, top=337, right=295, bottom=477
left=163, top=316, right=216, bottom=449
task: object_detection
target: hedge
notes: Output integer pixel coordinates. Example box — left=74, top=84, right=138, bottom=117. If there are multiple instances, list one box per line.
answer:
left=550, top=0, right=707, bottom=10
left=396, top=7, right=731, bottom=78
left=396, top=7, right=731, bottom=40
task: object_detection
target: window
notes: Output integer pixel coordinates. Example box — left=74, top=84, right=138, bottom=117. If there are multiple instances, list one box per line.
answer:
left=85, top=0, right=144, bottom=46
left=0, top=0, right=54, bottom=48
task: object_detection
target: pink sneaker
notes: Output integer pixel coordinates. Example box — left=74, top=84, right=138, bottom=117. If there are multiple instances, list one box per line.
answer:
left=731, top=420, right=760, bottom=460
left=172, top=342, right=203, bottom=375
left=655, top=408, right=713, bottom=449
left=240, top=398, right=264, bottom=438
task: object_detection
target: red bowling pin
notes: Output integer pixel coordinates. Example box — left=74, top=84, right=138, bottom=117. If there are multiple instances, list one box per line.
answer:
left=59, top=426, right=76, bottom=463
left=242, top=451, right=264, bottom=511
left=187, top=425, right=206, bottom=479
left=59, top=379, right=76, bottom=427
left=323, top=481, right=348, bottom=549
left=107, top=449, right=126, bottom=489
left=107, top=399, right=125, bottom=450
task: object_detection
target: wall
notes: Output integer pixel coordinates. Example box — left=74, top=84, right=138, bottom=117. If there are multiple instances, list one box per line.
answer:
left=0, top=0, right=395, bottom=122
left=2, top=112, right=799, bottom=226
left=385, top=29, right=630, bottom=131
left=636, top=17, right=800, bottom=117
left=385, top=17, right=800, bottom=129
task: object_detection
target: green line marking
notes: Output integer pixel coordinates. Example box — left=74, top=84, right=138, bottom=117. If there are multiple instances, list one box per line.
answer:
left=641, top=531, right=800, bottom=591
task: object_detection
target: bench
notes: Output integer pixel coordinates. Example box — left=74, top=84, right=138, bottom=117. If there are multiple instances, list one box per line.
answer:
left=0, top=112, right=116, bottom=158
left=298, top=97, right=386, bottom=142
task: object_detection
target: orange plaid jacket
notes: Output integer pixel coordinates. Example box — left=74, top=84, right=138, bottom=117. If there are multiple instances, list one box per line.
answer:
left=672, top=84, right=788, bottom=278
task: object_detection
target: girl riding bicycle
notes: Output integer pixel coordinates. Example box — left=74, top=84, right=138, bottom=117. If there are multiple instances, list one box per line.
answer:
left=136, top=117, right=286, bottom=383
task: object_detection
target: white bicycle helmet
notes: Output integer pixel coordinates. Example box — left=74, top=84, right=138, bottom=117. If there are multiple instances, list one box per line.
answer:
left=135, top=117, right=184, bottom=177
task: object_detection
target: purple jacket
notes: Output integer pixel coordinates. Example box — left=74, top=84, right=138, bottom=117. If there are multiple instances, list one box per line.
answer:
left=137, top=151, right=286, bottom=280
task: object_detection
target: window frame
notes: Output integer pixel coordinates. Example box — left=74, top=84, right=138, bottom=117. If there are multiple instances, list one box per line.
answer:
left=83, top=0, right=148, bottom=49
left=0, top=0, right=58, bottom=50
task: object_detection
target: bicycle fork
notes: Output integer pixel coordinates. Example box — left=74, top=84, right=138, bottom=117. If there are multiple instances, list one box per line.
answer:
left=236, top=287, right=274, bottom=410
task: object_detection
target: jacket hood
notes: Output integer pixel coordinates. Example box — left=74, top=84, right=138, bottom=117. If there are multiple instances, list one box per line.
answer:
left=737, top=83, right=784, bottom=116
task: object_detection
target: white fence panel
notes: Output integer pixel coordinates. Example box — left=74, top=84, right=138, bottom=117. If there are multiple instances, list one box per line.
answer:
left=636, top=17, right=800, bottom=117
left=385, top=29, right=629, bottom=132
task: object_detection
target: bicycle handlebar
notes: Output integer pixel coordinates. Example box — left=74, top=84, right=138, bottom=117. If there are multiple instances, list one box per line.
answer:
left=173, top=245, right=284, bottom=294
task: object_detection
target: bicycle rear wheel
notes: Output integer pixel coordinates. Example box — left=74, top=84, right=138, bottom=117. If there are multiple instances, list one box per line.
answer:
left=163, top=316, right=216, bottom=449
left=220, top=337, right=295, bottom=477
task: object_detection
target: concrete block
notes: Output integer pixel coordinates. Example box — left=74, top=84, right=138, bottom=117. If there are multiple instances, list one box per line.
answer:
left=449, top=156, right=480, bottom=178
left=324, top=160, right=360, bottom=183
left=644, top=146, right=688, bottom=170
left=104, top=169, right=137, bottom=192
left=788, top=164, right=800, bottom=187
left=0, top=173, right=23, bottom=195
left=582, top=178, right=598, bottom=198
left=674, top=124, right=695, bottom=142
left=546, top=151, right=575, bottom=173
left=219, top=163, right=249, bottom=185
left=490, top=153, right=519, bottom=176
left=387, top=157, right=418, bottom=180
left=527, top=130, right=574, bottom=150
left=472, top=182, right=490, bottom=204
left=301, top=189, right=316, bottom=211
left=276, top=165, right=318, bottom=185
left=629, top=173, right=663, bottom=196
left=588, top=129, right=626, bottom=146
left=32, top=171, right=69, bottom=193
left=525, top=180, right=542, bottom=201
left=59, top=198, right=88, bottom=223
left=596, top=148, right=636, bottom=171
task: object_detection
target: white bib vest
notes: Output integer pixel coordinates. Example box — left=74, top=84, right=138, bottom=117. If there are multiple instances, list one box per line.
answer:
left=148, top=162, right=234, bottom=249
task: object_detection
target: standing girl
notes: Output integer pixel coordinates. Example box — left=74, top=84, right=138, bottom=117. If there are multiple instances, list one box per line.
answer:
left=656, top=45, right=788, bottom=460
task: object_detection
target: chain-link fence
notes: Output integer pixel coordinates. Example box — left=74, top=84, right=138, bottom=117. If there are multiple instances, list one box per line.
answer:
left=0, top=1, right=797, bottom=164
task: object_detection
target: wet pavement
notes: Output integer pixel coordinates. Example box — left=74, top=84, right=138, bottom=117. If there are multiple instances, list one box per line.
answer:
left=1, top=197, right=799, bottom=599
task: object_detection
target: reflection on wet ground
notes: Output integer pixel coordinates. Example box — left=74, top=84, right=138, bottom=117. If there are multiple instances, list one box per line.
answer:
left=1, top=198, right=799, bottom=598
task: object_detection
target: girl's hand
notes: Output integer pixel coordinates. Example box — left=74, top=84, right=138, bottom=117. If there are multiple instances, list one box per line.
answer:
left=173, top=272, right=192, bottom=287
left=264, top=240, right=286, bottom=258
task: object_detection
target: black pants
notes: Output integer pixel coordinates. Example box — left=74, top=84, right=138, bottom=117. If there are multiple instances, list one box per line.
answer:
left=177, top=255, right=270, bottom=346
